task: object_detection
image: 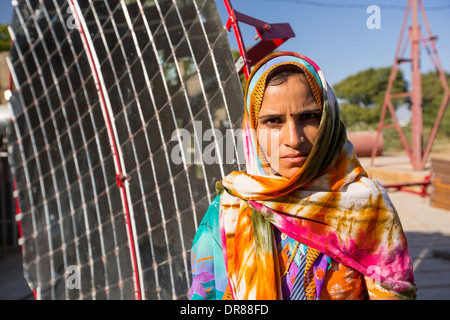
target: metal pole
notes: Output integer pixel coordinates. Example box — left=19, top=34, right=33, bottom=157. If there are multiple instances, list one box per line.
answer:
left=411, top=0, right=423, bottom=170
left=371, top=0, right=413, bottom=167
left=418, top=0, right=450, bottom=169
left=223, top=0, right=252, bottom=79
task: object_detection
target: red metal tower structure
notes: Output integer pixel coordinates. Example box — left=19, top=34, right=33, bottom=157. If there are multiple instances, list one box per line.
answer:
left=371, top=0, right=450, bottom=170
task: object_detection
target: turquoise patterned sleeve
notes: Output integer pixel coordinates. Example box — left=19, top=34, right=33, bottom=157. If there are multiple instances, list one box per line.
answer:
left=189, top=194, right=228, bottom=300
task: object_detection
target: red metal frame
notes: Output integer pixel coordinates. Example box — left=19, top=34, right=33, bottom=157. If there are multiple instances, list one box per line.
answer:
left=223, top=0, right=295, bottom=80
left=371, top=0, right=450, bottom=171
left=68, top=0, right=142, bottom=300
left=381, top=172, right=431, bottom=197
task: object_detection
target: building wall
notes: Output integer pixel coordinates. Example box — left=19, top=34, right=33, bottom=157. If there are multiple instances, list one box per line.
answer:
left=0, top=51, right=10, bottom=106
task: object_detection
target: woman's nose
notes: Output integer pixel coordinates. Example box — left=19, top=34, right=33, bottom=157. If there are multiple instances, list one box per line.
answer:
left=284, top=120, right=304, bottom=148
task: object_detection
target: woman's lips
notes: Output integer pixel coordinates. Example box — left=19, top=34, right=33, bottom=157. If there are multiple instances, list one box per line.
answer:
left=280, top=153, right=309, bottom=163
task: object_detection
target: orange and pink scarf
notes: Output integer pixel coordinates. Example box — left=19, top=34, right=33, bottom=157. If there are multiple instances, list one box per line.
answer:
left=216, top=52, right=417, bottom=300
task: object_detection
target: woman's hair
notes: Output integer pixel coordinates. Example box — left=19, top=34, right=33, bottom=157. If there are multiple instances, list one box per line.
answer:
left=266, top=65, right=308, bottom=87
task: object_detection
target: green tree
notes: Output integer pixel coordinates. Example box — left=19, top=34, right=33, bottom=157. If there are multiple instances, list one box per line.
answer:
left=421, top=71, right=450, bottom=138
left=0, top=24, right=10, bottom=52
left=333, top=67, right=408, bottom=130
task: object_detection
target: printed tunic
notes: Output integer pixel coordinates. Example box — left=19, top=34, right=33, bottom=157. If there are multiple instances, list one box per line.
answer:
left=190, top=195, right=395, bottom=300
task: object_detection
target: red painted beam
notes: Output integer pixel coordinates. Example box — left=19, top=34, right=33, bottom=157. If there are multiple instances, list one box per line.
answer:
left=223, top=0, right=295, bottom=79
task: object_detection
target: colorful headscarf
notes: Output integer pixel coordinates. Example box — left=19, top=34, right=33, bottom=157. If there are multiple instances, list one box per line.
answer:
left=216, top=52, right=416, bottom=300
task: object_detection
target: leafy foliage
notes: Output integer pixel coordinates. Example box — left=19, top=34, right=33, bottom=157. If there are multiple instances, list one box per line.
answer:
left=0, top=24, right=10, bottom=52
left=334, top=66, right=450, bottom=152
left=333, top=66, right=408, bottom=130
left=421, top=71, right=450, bottom=139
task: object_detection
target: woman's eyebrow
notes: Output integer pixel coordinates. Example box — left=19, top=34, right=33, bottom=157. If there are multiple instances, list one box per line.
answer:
left=290, top=108, right=322, bottom=116
left=298, top=108, right=322, bottom=114
left=258, top=109, right=321, bottom=120
left=258, top=114, right=283, bottom=120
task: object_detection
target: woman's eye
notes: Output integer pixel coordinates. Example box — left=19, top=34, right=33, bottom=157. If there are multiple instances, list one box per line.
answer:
left=263, top=118, right=282, bottom=125
left=299, top=112, right=320, bottom=121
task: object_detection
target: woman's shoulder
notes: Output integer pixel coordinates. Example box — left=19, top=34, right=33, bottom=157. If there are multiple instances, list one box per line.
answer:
left=209, top=194, right=222, bottom=211
left=204, top=194, right=222, bottom=224
left=192, top=194, right=222, bottom=244
left=345, top=174, right=388, bottom=195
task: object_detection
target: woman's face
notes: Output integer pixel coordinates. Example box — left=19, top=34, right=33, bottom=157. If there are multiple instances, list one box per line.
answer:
left=257, top=74, right=322, bottom=179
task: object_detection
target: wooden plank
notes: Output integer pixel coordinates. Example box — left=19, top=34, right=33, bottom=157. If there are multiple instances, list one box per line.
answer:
left=430, top=193, right=450, bottom=209
left=431, top=157, right=450, bottom=166
left=430, top=158, right=450, bottom=210
left=431, top=158, right=450, bottom=176
left=431, top=192, right=450, bottom=201
left=433, top=178, right=450, bottom=193
left=431, top=201, right=450, bottom=211
left=434, top=174, right=450, bottom=184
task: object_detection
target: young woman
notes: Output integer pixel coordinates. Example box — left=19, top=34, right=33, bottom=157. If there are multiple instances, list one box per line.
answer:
left=189, top=52, right=416, bottom=300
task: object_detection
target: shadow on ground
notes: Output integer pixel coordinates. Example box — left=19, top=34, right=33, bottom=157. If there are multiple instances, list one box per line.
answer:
left=405, top=231, right=450, bottom=300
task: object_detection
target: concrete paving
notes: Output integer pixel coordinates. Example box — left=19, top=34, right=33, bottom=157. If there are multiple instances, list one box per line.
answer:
left=387, top=191, right=450, bottom=300
left=362, top=154, right=450, bottom=300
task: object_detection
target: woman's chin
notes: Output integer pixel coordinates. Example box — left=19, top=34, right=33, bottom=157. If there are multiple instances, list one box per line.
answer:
left=277, top=166, right=303, bottom=179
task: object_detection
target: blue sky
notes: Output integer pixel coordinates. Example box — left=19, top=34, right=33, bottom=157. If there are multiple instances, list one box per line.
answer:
left=1, top=0, right=449, bottom=86
left=215, top=0, right=450, bottom=86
